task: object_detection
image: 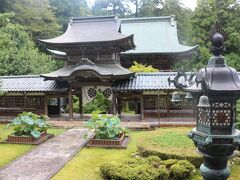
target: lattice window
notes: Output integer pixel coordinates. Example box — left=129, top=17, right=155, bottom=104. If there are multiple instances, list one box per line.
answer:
left=211, top=102, right=232, bottom=127
left=198, top=108, right=211, bottom=126
left=102, top=88, right=112, bottom=98
left=87, top=88, right=97, bottom=98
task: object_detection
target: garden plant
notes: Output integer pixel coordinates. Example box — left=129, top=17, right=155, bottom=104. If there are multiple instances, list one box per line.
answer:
left=85, top=111, right=127, bottom=139
left=83, top=91, right=111, bottom=114
left=8, top=112, right=50, bottom=138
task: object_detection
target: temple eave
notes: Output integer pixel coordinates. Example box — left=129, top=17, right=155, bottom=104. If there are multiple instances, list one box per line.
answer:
left=39, top=35, right=135, bottom=51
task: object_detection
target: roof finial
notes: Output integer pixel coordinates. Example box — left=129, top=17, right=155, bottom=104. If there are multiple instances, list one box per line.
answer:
left=170, top=15, right=175, bottom=26
left=209, top=22, right=227, bottom=56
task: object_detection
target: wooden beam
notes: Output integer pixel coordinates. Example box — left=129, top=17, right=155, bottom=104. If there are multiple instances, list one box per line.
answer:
left=140, top=94, right=144, bottom=120
left=112, top=92, right=117, bottom=115
left=157, top=94, right=160, bottom=127
left=68, top=89, right=73, bottom=120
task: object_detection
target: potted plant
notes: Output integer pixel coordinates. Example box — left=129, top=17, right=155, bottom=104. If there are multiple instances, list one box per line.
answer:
left=85, top=111, right=128, bottom=147
left=7, top=112, right=51, bottom=143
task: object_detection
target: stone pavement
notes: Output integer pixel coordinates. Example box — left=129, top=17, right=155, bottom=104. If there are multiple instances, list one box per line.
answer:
left=48, top=120, right=152, bottom=129
left=0, top=128, right=93, bottom=180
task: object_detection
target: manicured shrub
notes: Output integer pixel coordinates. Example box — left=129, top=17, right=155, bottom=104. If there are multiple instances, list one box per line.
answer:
left=100, top=162, right=161, bottom=180
left=100, top=156, right=194, bottom=180
left=146, top=156, right=162, bottom=168
left=169, top=160, right=194, bottom=180
left=137, top=144, right=202, bottom=168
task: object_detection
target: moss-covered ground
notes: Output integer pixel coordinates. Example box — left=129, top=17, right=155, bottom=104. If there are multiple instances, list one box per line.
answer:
left=0, top=124, right=65, bottom=168
left=53, top=127, right=240, bottom=180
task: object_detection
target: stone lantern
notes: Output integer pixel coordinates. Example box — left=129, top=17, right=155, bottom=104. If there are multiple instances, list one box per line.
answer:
left=168, top=30, right=240, bottom=180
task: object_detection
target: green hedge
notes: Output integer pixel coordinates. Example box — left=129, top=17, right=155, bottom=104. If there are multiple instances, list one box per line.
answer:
left=100, top=156, right=194, bottom=180
left=137, top=144, right=203, bottom=168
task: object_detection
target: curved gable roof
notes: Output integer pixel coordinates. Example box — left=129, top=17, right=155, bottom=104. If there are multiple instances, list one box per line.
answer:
left=121, top=16, right=198, bottom=54
left=40, top=16, right=134, bottom=45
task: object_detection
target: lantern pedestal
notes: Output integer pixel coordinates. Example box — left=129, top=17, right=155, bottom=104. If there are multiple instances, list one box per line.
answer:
left=189, top=128, right=240, bottom=180
left=200, top=156, right=230, bottom=180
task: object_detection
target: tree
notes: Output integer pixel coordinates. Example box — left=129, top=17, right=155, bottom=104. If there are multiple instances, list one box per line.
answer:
left=190, top=0, right=240, bottom=69
left=50, top=0, right=91, bottom=30
left=129, top=61, right=159, bottom=72
left=92, top=0, right=131, bottom=16
left=138, top=0, right=162, bottom=17
left=161, top=0, right=192, bottom=44
left=0, top=0, right=12, bottom=13
left=1, top=0, right=61, bottom=40
left=0, top=13, right=56, bottom=75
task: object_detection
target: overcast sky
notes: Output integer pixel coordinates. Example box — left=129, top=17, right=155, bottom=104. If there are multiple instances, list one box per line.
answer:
left=87, top=0, right=197, bottom=11
left=181, top=0, right=197, bottom=10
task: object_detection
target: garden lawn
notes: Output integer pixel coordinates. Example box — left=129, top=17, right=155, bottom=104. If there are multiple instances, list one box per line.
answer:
left=53, top=127, right=240, bottom=180
left=0, top=124, right=65, bottom=168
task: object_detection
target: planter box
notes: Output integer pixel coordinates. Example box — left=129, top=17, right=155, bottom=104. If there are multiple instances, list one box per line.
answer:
left=7, top=131, right=47, bottom=143
left=87, top=133, right=130, bottom=148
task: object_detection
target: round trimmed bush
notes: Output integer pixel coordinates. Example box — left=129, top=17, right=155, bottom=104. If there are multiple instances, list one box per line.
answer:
left=100, top=156, right=195, bottom=180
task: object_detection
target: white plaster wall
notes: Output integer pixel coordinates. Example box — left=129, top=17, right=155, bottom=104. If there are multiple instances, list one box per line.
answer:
left=82, top=86, right=112, bottom=105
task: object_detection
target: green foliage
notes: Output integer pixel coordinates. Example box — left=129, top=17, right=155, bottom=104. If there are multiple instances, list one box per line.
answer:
left=3, top=0, right=62, bottom=40
left=191, top=0, right=240, bottom=69
left=83, top=91, right=111, bottom=114
left=92, top=0, right=130, bottom=16
left=8, top=112, right=50, bottom=138
left=50, top=0, right=91, bottom=29
left=0, top=13, right=56, bottom=75
left=85, top=111, right=127, bottom=139
left=169, top=160, right=195, bottom=180
left=129, top=61, right=159, bottom=73
left=100, top=156, right=194, bottom=180
left=137, top=144, right=202, bottom=168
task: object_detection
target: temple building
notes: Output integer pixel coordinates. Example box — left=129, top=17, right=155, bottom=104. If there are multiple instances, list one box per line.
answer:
left=0, top=15, right=197, bottom=120
left=120, top=16, right=198, bottom=69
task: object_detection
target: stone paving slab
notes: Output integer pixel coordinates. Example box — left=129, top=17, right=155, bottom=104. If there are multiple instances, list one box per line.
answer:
left=0, top=128, right=93, bottom=180
left=48, top=120, right=151, bottom=129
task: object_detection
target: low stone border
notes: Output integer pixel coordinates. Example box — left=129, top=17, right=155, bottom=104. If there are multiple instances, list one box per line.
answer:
left=86, top=136, right=130, bottom=149
left=0, top=134, right=54, bottom=145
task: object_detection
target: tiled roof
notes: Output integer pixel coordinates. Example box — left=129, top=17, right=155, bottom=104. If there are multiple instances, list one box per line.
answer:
left=121, top=16, right=198, bottom=54
left=41, top=63, right=133, bottom=80
left=39, top=16, right=134, bottom=46
left=0, top=75, right=68, bottom=93
left=113, top=72, right=186, bottom=91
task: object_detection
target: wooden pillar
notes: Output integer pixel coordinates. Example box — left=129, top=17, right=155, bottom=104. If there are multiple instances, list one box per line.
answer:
left=157, top=93, right=160, bottom=127
left=68, top=89, right=73, bottom=120
left=23, top=93, right=27, bottom=110
left=44, top=95, right=48, bottom=116
left=79, top=87, right=83, bottom=118
left=140, top=93, right=144, bottom=120
left=112, top=92, right=117, bottom=115
left=167, top=92, right=170, bottom=113
left=134, top=99, right=138, bottom=114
